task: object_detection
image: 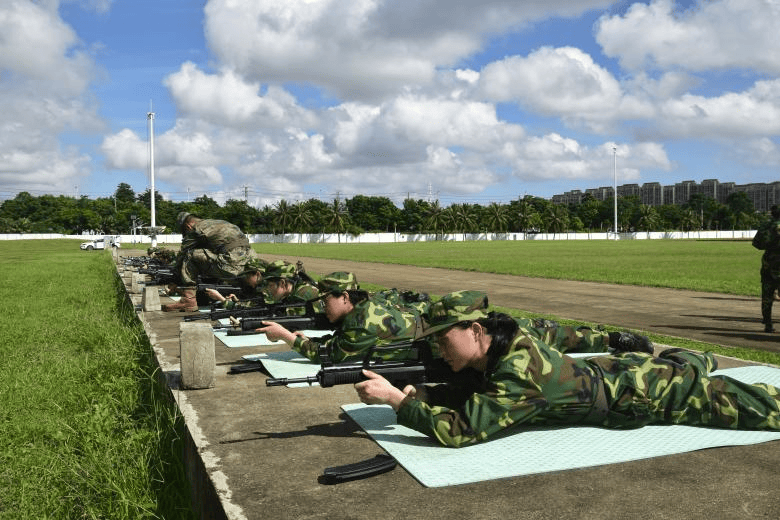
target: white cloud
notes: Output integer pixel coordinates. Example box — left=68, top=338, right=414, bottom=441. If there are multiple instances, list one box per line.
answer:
left=202, top=0, right=615, bottom=101
left=0, top=1, right=102, bottom=194
left=501, top=134, right=670, bottom=182
left=164, top=63, right=317, bottom=129
left=597, top=0, right=780, bottom=73
left=656, top=79, right=780, bottom=138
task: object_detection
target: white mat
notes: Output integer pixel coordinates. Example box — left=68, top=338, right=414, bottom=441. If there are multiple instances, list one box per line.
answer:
left=241, top=351, right=320, bottom=387
left=213, top=315, right=331, bottom=348
left=341, top=365, right=780, bottom=487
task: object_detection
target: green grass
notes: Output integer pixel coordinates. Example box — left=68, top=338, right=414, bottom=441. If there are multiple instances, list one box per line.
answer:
left=255, top=239, right=760, bottom=295
left=0, top=240, right=194, bottom=519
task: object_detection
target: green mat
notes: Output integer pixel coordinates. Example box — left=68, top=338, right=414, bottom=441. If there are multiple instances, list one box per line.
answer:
left=342, top=365, right=780, bottom=487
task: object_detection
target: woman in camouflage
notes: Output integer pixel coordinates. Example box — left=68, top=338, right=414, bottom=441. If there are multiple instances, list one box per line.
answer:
left=259, top=272, right=427, bottom=363
left=355, top=290, right=780, bottom=448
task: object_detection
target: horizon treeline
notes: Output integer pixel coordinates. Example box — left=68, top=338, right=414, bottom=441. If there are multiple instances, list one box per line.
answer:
left=0, top=182, right=767, bottom=236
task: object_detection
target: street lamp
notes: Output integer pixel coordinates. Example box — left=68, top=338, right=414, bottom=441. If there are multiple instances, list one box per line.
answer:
left=613, top=146, right=618, bottom=240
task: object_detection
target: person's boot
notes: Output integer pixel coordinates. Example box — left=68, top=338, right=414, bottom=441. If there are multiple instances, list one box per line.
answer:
left=765, top=322, right=775, bottom=333
left=608, top=331, right=654, bottom=354
left=162, top=287, right=198, bottom=312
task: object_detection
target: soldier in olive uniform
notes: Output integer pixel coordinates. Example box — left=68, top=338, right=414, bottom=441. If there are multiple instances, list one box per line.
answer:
left=259, top=272, right=426, bottom=363
left=163, top=212, right=265, bottom=312
left=355, top=290, right=780, bottom=447
left=258, top=260, right=320, bottom=316
left=753, top=205, right=780, bottom=332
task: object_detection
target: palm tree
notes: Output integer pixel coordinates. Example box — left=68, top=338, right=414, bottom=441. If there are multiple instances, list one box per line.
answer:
left=679, top=209, right=699, bottom=232
left=636, top=204, right=660, bottom=232
left=484, top=202, right=510, bottom=235
left=516, top=199, right=540, bottom=235
left=325, top=197, right=348, bottom=243
left=424, top=200, right=447, bottom=240
left=290, top=202, right=313, bottom=243
left=274, top=199, right=292, bottom=235
left=542, top=204, right=569, bottom=237
left=449, top=203, right=478, bottom=240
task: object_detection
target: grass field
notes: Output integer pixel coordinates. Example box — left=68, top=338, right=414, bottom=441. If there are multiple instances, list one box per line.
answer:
left=255, top=239, right=761, bottom=296
left=0, top=240, right=194, bottom=519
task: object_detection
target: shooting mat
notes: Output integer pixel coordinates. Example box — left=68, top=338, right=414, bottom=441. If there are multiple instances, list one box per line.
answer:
left=211, top=316, right=332, bottom=348
left=241, top=351, right=320, bottom=387
left=341, top=365, right=780, bottom=487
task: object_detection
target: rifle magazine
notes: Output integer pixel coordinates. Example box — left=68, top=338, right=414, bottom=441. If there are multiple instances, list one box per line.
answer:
left=320, top=454, right=397, bottom=484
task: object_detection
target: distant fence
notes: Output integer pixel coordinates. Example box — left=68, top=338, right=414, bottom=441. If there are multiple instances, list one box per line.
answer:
left=0, top=230, right=758, bottom=244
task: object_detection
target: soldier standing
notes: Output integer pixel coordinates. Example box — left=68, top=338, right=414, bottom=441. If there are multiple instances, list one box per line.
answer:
left=752, top=205, right=780, bottom=332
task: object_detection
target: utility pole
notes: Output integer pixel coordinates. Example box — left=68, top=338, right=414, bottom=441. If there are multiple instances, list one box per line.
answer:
left=147, top=104, right=157, bottom=247
left=613, top=146, right=618, bottom=240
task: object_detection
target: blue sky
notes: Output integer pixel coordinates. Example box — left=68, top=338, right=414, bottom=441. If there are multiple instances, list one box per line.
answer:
left=2, top=0, right=779, bottom=208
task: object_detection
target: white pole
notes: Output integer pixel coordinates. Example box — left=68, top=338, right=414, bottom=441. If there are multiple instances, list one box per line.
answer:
left=613, top=146, right=618, bottom=240
left=147, top=106, right=157, bottom=247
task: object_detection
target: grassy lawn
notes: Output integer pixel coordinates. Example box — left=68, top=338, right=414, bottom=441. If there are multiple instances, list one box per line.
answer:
left=0, top=240, right=194, bottom=519
left=255, top=239, right=760, bottom=295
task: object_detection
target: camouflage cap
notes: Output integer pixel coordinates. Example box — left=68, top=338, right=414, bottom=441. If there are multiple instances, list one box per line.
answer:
left=263, top=260, right=297, bottom=281
left=418, top=290, right=489, bottom=338
left=317, top=272, right=359, bottom=295
left=241, top=257, right=267, bottom=275
left=176, top=211, right=191, bottom=233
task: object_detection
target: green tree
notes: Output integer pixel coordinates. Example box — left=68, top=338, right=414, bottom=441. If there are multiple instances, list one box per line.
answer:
left=514, top=198, right=542, bottom=234
left=400, top=198, right=430, bottom=233
left=290, top=202, right=313, bottom=241
left=448, top=203, right=479, bottom=239
left=113, top=183, right=136, bottom=207
left=274, top=199, right=292, bottom=235
left=635, top=204, right=661, bottom=232
left=423, top=200, right=448, bottom=239
left=325, top=196, right=349, bottom=242
left=542, top=204, right=569, bottom=236
left=483, top=202, right=510, bottom=233
left=345, top=195, right=400, bottom=232
left=679, top=208, right=700, bottom=232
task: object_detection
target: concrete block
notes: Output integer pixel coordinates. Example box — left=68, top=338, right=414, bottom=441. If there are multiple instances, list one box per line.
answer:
left=131, top=272, right=143, bottom=294
left=143, top=286, right=161, bottom=311
left=180, top=322, right=215, bottom=390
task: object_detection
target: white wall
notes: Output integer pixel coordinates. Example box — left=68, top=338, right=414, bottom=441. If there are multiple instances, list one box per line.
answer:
left=0, top=230, right=757, bottom=243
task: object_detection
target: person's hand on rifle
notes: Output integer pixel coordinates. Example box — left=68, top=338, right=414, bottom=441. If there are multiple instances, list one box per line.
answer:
left=256, top=321, right=304, bottom=347
left=204, top=288, right=239, bottom=303
left=354, top=370, right=415, bottom=411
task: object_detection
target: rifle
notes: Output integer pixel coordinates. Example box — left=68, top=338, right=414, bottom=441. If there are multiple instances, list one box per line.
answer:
left=218, top=311, right=333, bottom=335
left=265, top=340, right=455, bottom=388
left=196, top=283, right=244, bottom=296
left=184, top=300, right=309, bottom=322
left=138, top=267, right=177, bottom=285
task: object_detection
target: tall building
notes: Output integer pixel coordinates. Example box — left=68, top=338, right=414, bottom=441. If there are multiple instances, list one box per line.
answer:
left=551, top=179, right=780, bottom=212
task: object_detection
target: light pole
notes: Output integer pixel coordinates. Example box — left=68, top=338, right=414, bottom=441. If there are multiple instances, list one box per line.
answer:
left=613, top=146, right=618, bottom=240
left=147, top=107, right=157, bottom=247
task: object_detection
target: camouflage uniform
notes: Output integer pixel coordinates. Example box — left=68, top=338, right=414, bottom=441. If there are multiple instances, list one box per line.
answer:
left=753, top=208, right=780, bottom=331
left=292, top=273, right=427, bottom=363
left=260, top=259, right=320, bottom=315
left=396, top=291, right=780, bottom=447
left=174, top=212, right=262, bottom=286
